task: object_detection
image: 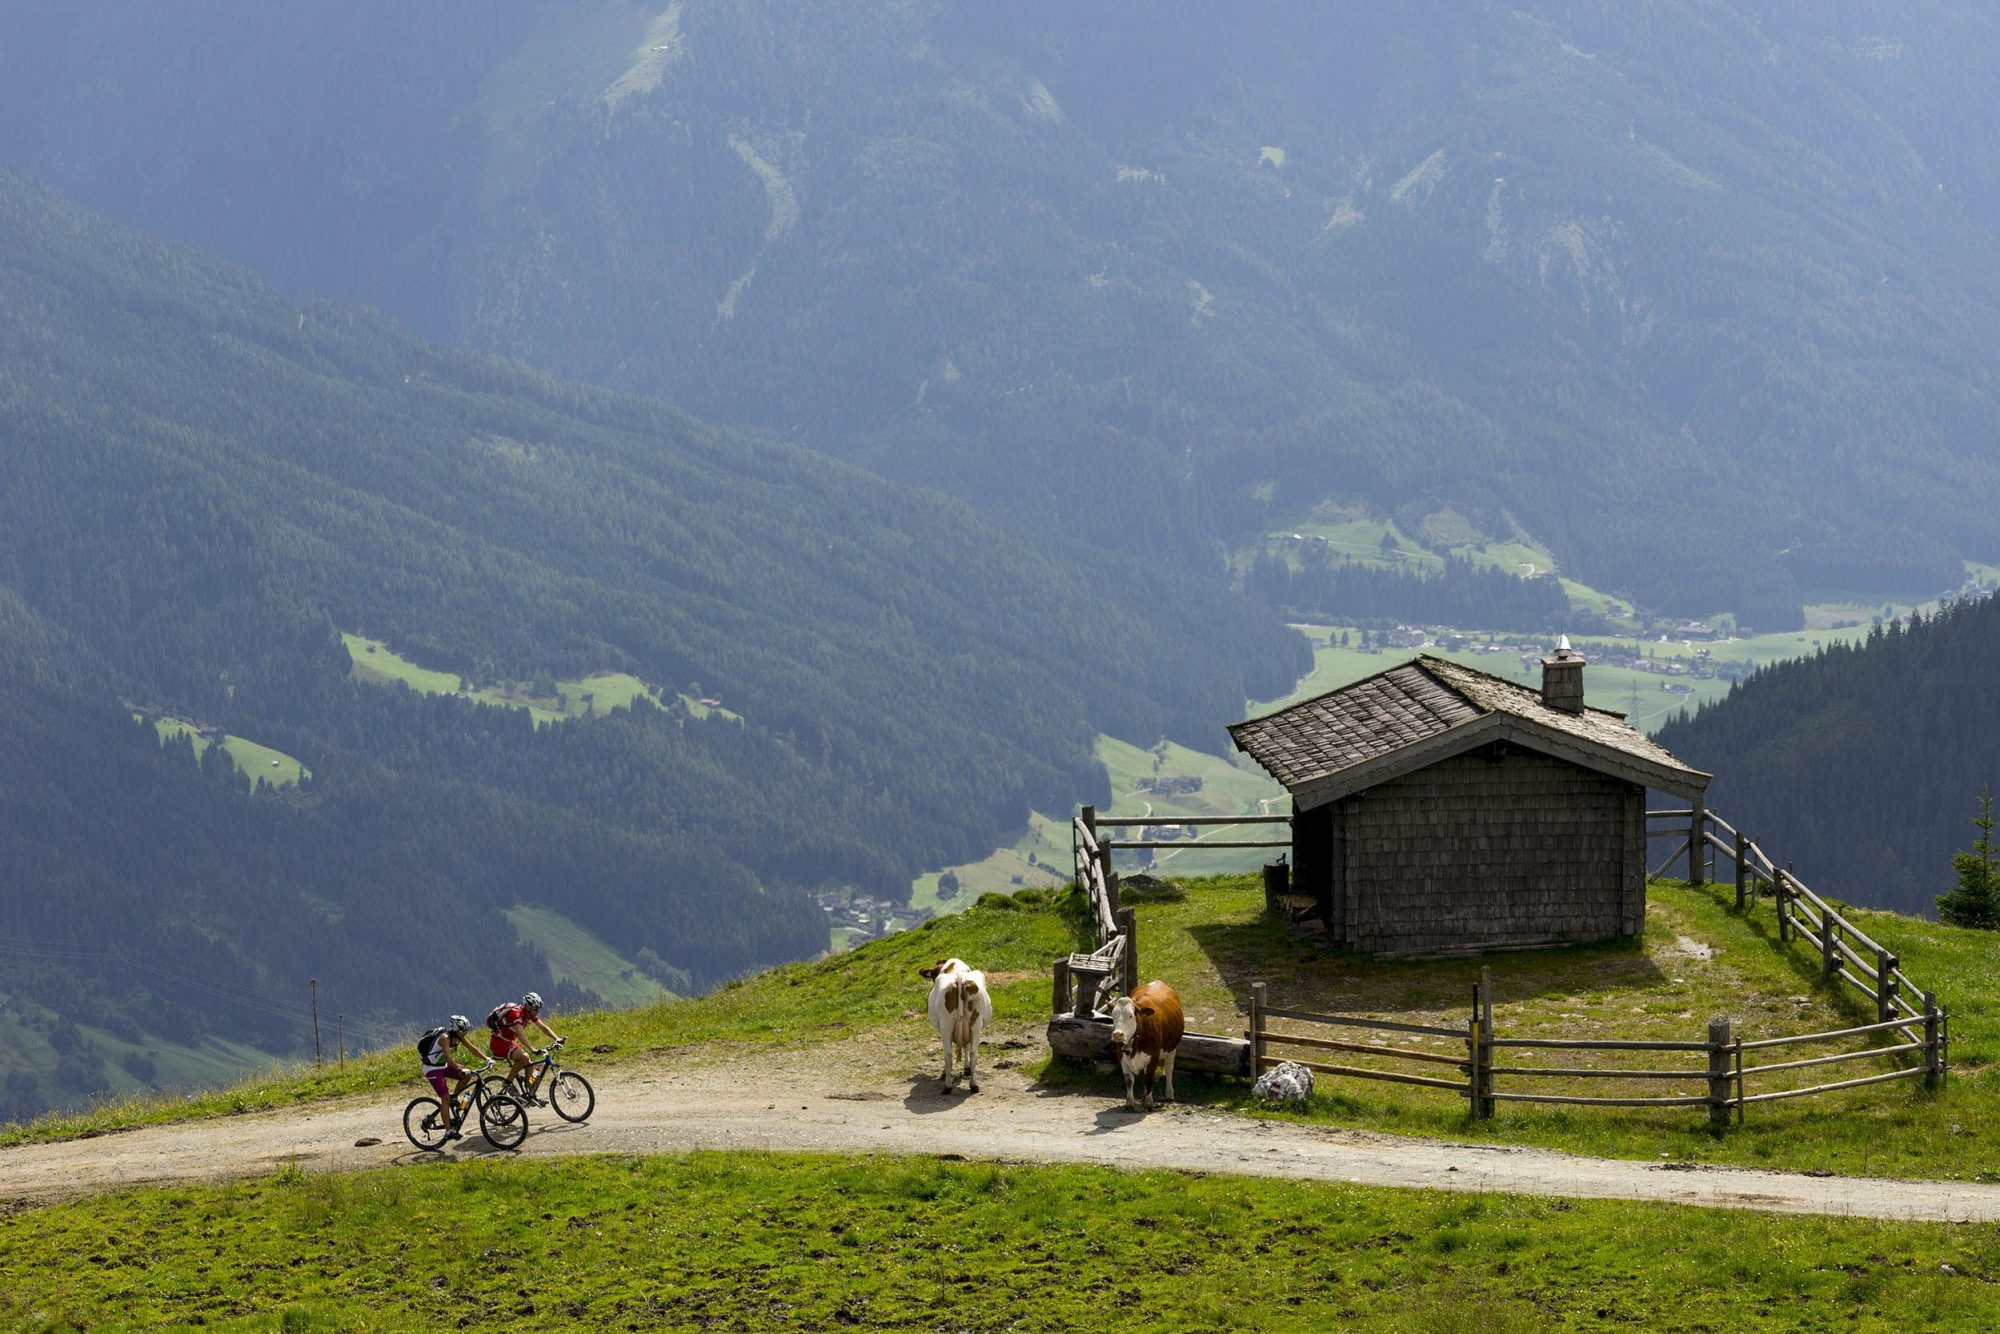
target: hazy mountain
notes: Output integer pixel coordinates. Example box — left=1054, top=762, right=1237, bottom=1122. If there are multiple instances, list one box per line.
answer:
left=0, top=170, right=1305, bottom=1118
left=5, top=3, right=1999, bottom=625
left=1657, top=595, right=2000, bottom=916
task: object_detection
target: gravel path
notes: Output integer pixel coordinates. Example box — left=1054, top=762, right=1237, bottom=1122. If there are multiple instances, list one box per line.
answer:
left=6, top=1040, right=1998, bottom=1223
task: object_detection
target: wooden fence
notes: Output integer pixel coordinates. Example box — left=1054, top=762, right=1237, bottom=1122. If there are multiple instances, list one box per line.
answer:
left=1249, top=966, right=1947, bottom=1126
left=1647, top=807, right=1941, bottom=1033
left=1051, top=812, right=1132, bottom=1020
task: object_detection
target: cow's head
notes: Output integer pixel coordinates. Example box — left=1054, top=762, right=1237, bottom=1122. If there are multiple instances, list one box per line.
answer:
left=918, top=957, right=965, bottom=982
left=1108, top=994, right=1140, bottom=1055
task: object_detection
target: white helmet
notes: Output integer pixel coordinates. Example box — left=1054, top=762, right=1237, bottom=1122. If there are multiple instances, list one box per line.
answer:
left=448, top=1014, right=471, bottom=1034
left=521, top=991, right=543, bottom=1011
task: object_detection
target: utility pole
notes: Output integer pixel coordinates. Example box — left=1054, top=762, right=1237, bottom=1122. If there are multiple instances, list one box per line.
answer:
left=310, top=978, right=322, bottom=1068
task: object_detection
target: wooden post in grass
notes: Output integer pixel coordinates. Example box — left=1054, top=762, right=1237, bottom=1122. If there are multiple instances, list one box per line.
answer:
left=1250, top=982, right=1267, bottom=1073
left=1688, top=801, right=1706, bottom=885
left=1052, top=957, right=1071, bottom=1017
left=1707, top=1015, right=1733, bottom=1130
left=1820, top=906, right=1838, bottom=980
left=1876, top=952, right=1897, bottom=1025
left=1479, top=966, right=1495, bottom=1119
left=1117, top=907, right=1137, bottom=997
left=310, top=978, right=322, bottom=1069
left=1776, top=870, right=1791, bottom=943
left=1924, top=992, right=1941, bottom=1090
left=1734, top=830, right=1748, bottom=910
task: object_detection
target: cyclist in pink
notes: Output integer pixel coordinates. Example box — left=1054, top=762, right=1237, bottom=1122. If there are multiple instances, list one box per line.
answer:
left=487, top=991, right=561, bottom=1102
left=417, top=1015, right=481, bottom=1138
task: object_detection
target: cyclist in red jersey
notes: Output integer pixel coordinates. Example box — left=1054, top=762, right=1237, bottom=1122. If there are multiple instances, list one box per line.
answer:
left=487, top=991, right=561, bottom=1102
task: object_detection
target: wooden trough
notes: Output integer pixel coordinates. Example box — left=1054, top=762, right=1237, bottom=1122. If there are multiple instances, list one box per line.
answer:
left=1046, top=1013, right=1254, bottom=1079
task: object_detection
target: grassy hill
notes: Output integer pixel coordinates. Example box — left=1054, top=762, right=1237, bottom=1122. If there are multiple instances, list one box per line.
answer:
left=6, top=877, right=2000, bottom=1329
left=14, top=875, right=1995, bottom=1183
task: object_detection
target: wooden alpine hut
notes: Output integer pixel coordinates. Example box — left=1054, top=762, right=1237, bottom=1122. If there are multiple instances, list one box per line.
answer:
left=1229, top=645, right=1710, bottom=956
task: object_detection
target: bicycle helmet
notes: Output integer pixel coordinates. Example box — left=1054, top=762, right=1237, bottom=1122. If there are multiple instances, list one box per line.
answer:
left=521, top=991, right=543, bottom=1011
left=449, top=1014, right=471, bottom=1034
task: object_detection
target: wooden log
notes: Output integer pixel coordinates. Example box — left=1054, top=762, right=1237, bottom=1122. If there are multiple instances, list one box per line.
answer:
left=1105, top=839, right=1293, bottom=850
left=1489, top=1091, right=1711, bottom=1108
left=1262, top=1030, right=1468, bottom=1066
left=1486, top=1065, right=1706, bottom=1080
left=1052, top=957, right=1070, bottom=1018
left=1257, top=1006, right=1465, bottom=1038
left=1737, top=1016, right=1926, bottom=1049
left=1091, top=815, right=1293, bottom=826
left=1045, top=1014, right=1253, bottom=1079
left=1736, top=1065, right=1927, bottom=1105
left=1271, top=1059, right=1468, bottom=1092
left=1737, top=1042, right=1924, bottom=1078
left=1490, top=1036, right=1709, bottom=1052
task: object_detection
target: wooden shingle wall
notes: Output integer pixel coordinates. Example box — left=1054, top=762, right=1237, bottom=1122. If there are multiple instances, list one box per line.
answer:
left=1339, top=749, right=1640, bottom=954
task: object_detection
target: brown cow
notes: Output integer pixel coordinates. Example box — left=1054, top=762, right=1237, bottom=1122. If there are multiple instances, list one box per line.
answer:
left=1107, top=980, right=1184, bottom=1111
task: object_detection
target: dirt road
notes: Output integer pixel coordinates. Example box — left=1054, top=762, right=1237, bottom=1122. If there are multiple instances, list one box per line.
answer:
left=6, top=1038, right=1998, bottom=1223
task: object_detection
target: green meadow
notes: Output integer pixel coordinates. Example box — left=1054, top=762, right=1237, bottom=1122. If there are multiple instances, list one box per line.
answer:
left=3, top=1153, right=1993, bottom=1332
left=143, top=715, right=310, bottom=787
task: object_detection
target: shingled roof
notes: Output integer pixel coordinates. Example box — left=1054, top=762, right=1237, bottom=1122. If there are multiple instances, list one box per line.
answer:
left=1229, top=655, right=1710, bottom=809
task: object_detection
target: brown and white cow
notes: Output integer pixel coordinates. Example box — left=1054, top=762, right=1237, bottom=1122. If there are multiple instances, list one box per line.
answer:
left=918, top=958, right=992, bottom=1094
left=1107, top=980, right=1184, bottom=1111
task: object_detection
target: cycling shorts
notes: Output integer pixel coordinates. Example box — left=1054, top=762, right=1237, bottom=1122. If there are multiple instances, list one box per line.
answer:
left=424, top=1068, right=456, bottom=1099
left=490, top=1036, right=523, bottom=1060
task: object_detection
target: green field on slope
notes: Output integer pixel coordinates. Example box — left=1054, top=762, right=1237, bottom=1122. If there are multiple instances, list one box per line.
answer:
left=3, top=1153, right=1991, bottom=1332
left=12, top=877, right=1995, bottom=1185
left=504, top=904, right=674, bottom=1008
left=143, top=715, right=311, bottom=788
left=343, top=634, right=740, bottom=726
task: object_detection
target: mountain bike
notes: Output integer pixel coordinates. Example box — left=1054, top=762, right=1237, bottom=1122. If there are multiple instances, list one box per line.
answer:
left=507, top=1038, right=594, bottom=1123
left=403, top=1060, right=530, bottom=1150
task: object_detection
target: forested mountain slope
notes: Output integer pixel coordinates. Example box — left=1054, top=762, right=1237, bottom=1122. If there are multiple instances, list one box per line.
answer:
left=1656, top=596, right=2000, bottom=916
left=0, top=172, right=1305, bottom=1120
left=6, top=3, right=2000, bottom=624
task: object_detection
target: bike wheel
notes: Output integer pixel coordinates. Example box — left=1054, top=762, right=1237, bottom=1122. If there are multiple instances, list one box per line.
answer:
left=549, top=1070, right=595, bottom=1123
left=479, top=1090, right=529, bottom=1149
left=403, top=1097, right=450, bottom=1151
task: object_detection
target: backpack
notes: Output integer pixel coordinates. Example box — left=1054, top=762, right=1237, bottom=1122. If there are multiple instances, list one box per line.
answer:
left=416, top=1026, right=448, bottom=1065
left=486, top=1005, right=510, bottom=1033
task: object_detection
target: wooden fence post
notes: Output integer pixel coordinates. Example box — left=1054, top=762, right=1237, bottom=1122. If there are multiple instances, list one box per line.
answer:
left=1820, top=907, right=1837, bottom=980
left=1876, top=951, right=1897, bottom=1025
left=1924, top=991, right=1941, bottom=1091
left=1734, top=830, right=1747, bottom=910
left=1250, top=982, right=1266, bottom=1074
left=1688, top=802, right=1706, bottom=885
left=1479, top=966, right=1495, bottom=1119
left=1465, top=1012, right=1485, bottom=1119
left=1733, top=1035, right=1745, bottom=1126
left=1707, top=1015, right=1733, bottom=1130
left=1052, top=957, right=1071, bottom=1017
left=1117, top=907, right=1137, bottom=997
left=1776, top=870, right=1791, bottom=943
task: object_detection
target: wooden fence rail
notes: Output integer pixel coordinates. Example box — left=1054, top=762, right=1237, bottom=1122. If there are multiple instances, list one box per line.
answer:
left=1247, top=965, right=1945, bottom=1127
left=1645, top=806, right=1942, bottom=1039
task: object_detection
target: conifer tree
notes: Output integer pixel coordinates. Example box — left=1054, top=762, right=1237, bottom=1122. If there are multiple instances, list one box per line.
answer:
left=1938, top=789, right=2000, bottom=929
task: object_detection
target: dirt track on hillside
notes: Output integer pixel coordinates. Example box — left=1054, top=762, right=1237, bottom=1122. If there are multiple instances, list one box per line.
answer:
left=6, top=1027, right=1999, bottom=1223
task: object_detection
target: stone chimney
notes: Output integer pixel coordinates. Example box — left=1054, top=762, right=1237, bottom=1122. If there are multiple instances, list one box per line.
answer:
left=1540, top=635, right=1585, bottom=713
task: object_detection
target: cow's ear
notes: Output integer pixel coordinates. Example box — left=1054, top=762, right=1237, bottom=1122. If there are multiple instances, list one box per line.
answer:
left=918, top=965, right=938, bottom=980
left=1136, top=1004, right=1155, bottom=1018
